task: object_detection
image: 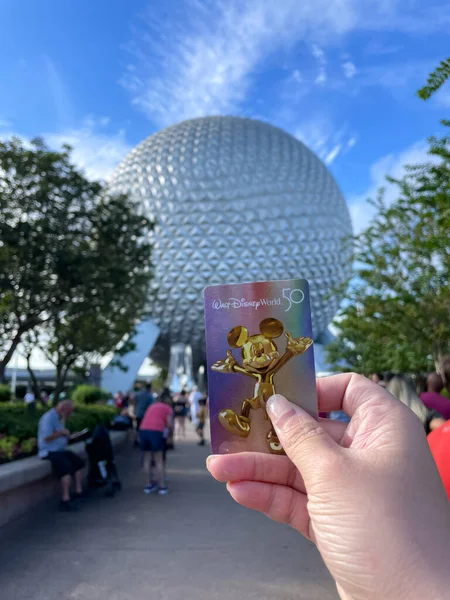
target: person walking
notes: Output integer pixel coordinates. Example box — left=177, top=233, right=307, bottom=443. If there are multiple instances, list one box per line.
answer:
left=420, top=372, right=450, bottom=420
left=134, top=383, right=154, bottom=446
left=135, top=383, right=154, bottom=429
left=189, top=386, right=203, bottom=428
left=174, top=389, right=188, bottom=439
left=139, top=396, right=173, bottom=495
left=159, top=388, right=175, bottom=449
left=195, top=397, right=207, bottom=446
left=370, top=372, right=386, bottom=387
left=388, top=374, right=445, bottom=434
left=114, top=391, right=125, bottom=409
left=24, top=388, right=36, bottom=413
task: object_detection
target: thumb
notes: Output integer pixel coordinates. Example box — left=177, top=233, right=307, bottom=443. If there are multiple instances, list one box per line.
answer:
left=267, top=394, right=339, bottom=485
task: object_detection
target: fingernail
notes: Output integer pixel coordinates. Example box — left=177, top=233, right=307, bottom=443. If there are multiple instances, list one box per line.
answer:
left=267, top=394, right=297, bottom=428
left=206, top=455, right=218, bottom=470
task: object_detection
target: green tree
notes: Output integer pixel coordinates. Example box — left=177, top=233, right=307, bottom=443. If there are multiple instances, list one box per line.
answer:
left=39, top=311, right=141, bottom=402
left=0, top=137, right=153, bottom=384
left=418, top=58, right=450, bottom=100
left=21, top=330, right=41, bottom=397
left=327, top=125, right=450, bottom=377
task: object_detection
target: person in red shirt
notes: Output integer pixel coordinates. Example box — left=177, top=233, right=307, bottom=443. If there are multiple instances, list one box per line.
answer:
left=421, top=372, right=450, bottom=420
left=428, top=420, right=450, bottom=500
left=139, top=396, right=173, bottom=495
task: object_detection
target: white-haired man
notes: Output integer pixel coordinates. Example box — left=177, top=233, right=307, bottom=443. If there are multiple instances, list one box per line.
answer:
left=189, top=386, right=204, bottom=428
left=38, top=400, right=85, bottom=510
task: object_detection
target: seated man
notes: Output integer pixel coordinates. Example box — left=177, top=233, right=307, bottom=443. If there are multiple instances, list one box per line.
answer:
left=38, top=400, right=85, bottom=510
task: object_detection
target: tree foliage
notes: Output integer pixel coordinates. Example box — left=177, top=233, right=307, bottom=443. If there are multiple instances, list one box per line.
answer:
left=0, top=137, right=153, bottom=388
left=418, top=58, right=450, bottom=100
left=327, top=124, right=450, bottom=377
left=72, top=384, right=109, bottom=405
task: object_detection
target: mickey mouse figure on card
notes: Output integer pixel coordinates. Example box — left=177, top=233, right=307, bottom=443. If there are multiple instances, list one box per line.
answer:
left=204, top=279, right=317, bottom=455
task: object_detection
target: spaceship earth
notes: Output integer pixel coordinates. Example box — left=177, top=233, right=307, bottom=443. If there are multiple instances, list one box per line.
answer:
left=109, top=116, right=353, bottom=363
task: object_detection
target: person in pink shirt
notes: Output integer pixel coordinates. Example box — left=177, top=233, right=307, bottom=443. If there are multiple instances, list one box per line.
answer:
left=421, top=372, right=450, bottom=421
left=139, top=396, right=173, bottom=495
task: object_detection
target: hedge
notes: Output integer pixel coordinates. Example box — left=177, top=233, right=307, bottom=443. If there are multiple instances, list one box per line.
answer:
left=72, top=384, right=110, bottom=405
left=0, top=384, right=11, bottom=403
left=0, top=403, right=117, bottom=464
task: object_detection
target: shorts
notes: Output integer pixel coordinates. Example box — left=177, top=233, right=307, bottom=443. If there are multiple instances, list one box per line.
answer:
left=139, top=429, right=165, bottom=453
left=45, top=451, right=85, bottom=478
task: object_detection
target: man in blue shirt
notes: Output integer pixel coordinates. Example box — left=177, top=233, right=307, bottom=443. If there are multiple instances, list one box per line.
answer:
left=38, top=400, right=85, bottom=510
left=135, top=383, right=154, bottom=427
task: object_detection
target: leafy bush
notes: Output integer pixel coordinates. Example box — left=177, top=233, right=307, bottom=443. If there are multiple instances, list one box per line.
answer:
left=0, top=436, right=19, bottom=460
left=0, top=384, right=11, bottom=403
left=0, top=404, right=117, bottom=463
left=0, top=404, right=45, bottom=440
left=19, top=437, right=37, bottom=454
left=72, top=384, right=110, bottom=405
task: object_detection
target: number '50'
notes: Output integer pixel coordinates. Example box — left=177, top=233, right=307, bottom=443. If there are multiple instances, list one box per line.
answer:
left=282, top=288, right=305, bottom=312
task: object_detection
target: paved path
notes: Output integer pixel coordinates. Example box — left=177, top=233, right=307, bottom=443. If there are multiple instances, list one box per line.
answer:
left=0, top=429, right=337, bottom=600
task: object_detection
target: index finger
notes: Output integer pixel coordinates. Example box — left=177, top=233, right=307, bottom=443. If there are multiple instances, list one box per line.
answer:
left=317, top=373, right=397, bottom=416
left=207, top=452, right=306, bottom=493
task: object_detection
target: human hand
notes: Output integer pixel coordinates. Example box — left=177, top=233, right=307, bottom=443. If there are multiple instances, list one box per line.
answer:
left=207, top=374, right=450, bottom=600
left=285, top=332, right=313, bottom=355
left=212, top=350, right=238, bottom=373
left=60, top=428, right=71, bottom=438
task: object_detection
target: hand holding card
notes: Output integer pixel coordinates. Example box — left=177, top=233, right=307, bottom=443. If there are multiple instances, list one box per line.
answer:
left=204, top=279, right=317, bottom=455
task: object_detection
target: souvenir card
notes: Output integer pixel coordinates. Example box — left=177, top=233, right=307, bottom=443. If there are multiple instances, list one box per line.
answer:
left=204, top=279, right=317, bottom=455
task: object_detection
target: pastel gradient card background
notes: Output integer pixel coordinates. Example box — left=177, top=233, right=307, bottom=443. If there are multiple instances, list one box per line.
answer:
left=204, top=279, right=317, bottom=454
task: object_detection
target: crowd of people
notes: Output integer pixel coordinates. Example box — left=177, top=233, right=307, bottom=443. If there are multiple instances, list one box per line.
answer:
left=369, top=364, right=450, bottom=497
left=108, top=384, right=209, bottom=496
left=36, top=382, right=208, bottom=508
left=37, top=362, right=450, bottom=510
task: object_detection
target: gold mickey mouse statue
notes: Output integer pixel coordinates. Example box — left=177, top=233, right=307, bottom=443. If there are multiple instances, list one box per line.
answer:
left=212, top=317, right=313, bottom=455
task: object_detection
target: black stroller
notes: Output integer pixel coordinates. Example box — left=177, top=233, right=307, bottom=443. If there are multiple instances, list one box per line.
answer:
left=85, top=426, right=122, bottom=497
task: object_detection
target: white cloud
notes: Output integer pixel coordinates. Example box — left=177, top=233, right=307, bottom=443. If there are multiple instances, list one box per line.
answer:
left=121, top=0, right=401, bottom=127
left=122, top=0, right=449, bottom=127
left=434, top=88, right=450, bottom=108
left=324, top=144, right=342, bottom=164
left=349, top=141, right=431, bottom=233
left=312, top=45, right=327, bottom=85
left=295, top=117, right=356, bottom=165
left=366, top=4, right=450, bottom=34
left=1, top=118, right=131, bottom=182
left=342, top=60, right=356, bottom=79
left=45, top=118, right=132, bottom=181
left=359, top=59, right=435, bottom=90
left=364, top=41, right=402, bottom=55
left=43, top=55, right=73, bottom=127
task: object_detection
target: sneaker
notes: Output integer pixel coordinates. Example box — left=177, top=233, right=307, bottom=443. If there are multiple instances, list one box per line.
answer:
left=144, top=484, right=158, bottom=494
left=158, top=487, right=169, bottom=496
left=59, top=500, right=77, bottom=512
left=72, top=490, right=88, bottom=500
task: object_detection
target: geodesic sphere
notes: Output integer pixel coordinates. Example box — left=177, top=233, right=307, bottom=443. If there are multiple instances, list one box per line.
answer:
left=109, top=116, right=353, bottom=361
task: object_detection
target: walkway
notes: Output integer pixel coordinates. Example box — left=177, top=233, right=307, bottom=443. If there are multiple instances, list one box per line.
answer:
left=0, top=428, right=337, bottom=600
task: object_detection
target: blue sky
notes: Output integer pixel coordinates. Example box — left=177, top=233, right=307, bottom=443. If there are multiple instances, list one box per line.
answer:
left=1, top=0, right=449, bottom=233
